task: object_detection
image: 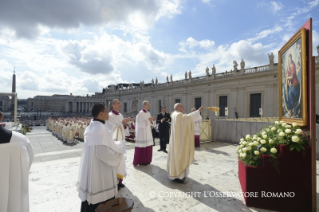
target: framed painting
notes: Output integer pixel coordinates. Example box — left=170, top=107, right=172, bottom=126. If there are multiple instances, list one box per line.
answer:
left=278, top=28, right=307, bottom=126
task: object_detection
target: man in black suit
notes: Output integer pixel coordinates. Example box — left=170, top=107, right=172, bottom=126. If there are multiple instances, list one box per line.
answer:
left=156, top=106, right=171, bottom=153
left=0, top=112, right=12, bottom=143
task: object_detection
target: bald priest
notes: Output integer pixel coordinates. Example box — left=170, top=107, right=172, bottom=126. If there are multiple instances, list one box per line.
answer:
left=167, top=103, right=204, bottom=183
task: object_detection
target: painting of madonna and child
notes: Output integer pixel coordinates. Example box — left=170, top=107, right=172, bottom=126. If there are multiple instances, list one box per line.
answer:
left=279, top=28, right=307, bottom=126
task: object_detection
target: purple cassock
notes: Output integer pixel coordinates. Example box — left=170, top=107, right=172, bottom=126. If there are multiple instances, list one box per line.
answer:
left=195, top=135, right=200, bottom=147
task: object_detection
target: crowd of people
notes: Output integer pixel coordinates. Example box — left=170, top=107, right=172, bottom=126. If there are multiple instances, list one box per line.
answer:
left=45, top=116, right=140, bottom=144
left=46, top=117, right=91, bottom=143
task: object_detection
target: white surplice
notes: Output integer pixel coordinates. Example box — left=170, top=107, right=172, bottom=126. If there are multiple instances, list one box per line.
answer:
left=77, top=120, right=126, bottom=204
left=106, top=111, right=130, bottom=142
left=135, top=110, right=153, bottom=148
left=0, top=131, right=34, bottom=212
left=167, top=110, right=201, bottom=180
left=194, top=118, right=202, bottom=136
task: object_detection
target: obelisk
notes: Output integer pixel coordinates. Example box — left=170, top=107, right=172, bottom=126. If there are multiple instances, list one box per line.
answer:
left=11, top=69, right=16, bottom=115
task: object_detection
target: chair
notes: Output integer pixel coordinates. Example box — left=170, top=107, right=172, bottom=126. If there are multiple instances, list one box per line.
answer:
left=96, top=197, right=134, bottom=212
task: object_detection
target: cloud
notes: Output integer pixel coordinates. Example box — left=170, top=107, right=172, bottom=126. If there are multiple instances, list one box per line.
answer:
left=257, top=1, right=283, bottom=13
left=270, top=1, right=283, bottom=13
left=0, top=0, right=183, bottom=39
left=179, top=37, right=215, bottom=52
left=176, top=36, right=270, bottom=79
left=81, top=78, right=103, bottom=93
left=202, top=0, right=211, bottom=3
left=138, top=44, right=166, bottom=68
left=248, top=26, right=282, bottom=42
left=62, top=41, right=114, bottom=75
left=19, top=71, right=40, bottom=90
left=284, top=0, right=319, bottom=29
left=0, top=60, right=13, bottom=92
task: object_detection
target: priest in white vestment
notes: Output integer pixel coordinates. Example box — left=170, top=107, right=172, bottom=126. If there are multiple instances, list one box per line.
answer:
left=167, top=103, right=204, bottom=183
left=77, top=103, right=126, bottom=212
left=133, top=101, right=156, bottom=166
left=0, top=112, right=34, bottom=212
left=66, top=123, right=75, bottom=143
left=105, top=99, right=130, bottom=190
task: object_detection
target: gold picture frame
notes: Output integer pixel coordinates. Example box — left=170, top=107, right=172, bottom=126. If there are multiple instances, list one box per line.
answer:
left=278, top=28, right=307, bottom=126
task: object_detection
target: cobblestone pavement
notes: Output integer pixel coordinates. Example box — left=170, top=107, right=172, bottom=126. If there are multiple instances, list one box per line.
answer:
left=27, top=127, right=319, bottom=212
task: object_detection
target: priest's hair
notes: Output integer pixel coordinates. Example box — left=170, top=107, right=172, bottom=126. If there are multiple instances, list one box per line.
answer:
left=91, top=103, right=106, bottom=118
left=143, top=101, right=149, bottom=105
left=174, top=103, right=180, bottom=110
left=110, top=99, right=119, bottom=109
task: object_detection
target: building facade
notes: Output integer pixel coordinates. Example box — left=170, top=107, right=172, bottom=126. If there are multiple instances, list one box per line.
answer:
left=27, top=52, right=319, bottom=118
left=0, top=96, right=11, bottom=112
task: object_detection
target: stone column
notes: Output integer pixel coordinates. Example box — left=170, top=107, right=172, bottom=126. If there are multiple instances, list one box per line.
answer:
left=168, top=95, right=173, bottom=113
left=185, top=92, right=191, bottom=113
left=230, top=88, right=237, bottom=119
left=237, top=88, right=245, bottom=118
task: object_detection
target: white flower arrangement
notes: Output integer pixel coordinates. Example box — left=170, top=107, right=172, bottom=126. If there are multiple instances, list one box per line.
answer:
left=237, top=121, right=309, bottom=167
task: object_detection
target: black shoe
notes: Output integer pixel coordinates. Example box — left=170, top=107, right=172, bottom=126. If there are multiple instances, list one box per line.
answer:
left=117, top=185, right=121, bottom=191
left=118, top=183, right=125, bottom=188
left=163, top=150, right=168, bottom=153
left=139, top=163, right=149, bottom=166
left=172, top=179, right=184, bottom=184
left=158, top=149, right=162, bottom=152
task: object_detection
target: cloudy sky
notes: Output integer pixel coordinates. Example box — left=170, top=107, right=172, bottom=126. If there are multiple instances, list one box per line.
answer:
left=0, top=0, right=318, bottom=99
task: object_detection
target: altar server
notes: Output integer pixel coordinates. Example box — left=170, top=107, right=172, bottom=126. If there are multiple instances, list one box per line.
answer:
left=106, top=99, right=130, bottom=189
left=132, top=101, right=156, bottom=166
left=191, top=107, right=202, bottom=147
left=77, top=103, right=126, bottom=212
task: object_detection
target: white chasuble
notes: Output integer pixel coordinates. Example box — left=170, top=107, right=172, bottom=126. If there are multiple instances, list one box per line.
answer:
left=135, top=110, right=153, bottom=148
left=167, top=110, right=201, bottom=179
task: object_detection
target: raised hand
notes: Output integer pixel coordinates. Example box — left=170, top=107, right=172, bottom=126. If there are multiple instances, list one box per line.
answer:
left=149, top=116, right=156, bottom=122
left=122, top=117, right=130, bottom=125
left=198, top=106, right=204, bottom=112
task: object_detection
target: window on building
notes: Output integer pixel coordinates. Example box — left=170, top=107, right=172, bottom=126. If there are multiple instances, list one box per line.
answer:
left=175, top=99, right=181, bottom=103
left=195, top=97, right=201, bottom=110
left=0, top=101, right=2, bottom=106
left=250, top=93, right=261, bottom=117
left=124, top=103, right=127, bottom=112
left=159, top=100, right=161, bottom=113
left=219, top=96, right=227, bottom=116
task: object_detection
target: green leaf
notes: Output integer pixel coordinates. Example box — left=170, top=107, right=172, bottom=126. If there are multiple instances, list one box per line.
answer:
left=295, top=145, right=300, bottom=152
